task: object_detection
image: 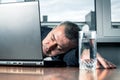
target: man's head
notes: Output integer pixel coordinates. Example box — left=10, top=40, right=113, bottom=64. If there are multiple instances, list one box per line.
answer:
left=42, top=21, right=80, bottom=57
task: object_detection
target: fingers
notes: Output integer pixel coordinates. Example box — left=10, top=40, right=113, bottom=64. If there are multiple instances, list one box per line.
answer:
left=97, top=53, right=116, bottom=69
left=105, top=60, right=116, bottom=69
left=96, top=60, right=101, bottom=69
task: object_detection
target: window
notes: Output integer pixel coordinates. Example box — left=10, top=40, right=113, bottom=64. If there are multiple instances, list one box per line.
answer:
left=111, top=0, right=120, bottom=22
left=40, top=0, right=95, bottom=22
left=0, top=0, right=36, bottom=3
left=111, top=0, right=120, bottom=29
left=96, top=0, right=120, bottom=42
left=0, top=0, right=24, bottom=3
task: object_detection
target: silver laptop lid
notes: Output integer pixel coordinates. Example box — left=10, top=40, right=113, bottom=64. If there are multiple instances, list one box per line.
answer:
left=0, top=1, right=43, bottom=61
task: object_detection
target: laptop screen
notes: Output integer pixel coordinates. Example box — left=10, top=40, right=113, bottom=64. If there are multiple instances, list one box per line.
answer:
left=0, top=1, right=43, bottom=61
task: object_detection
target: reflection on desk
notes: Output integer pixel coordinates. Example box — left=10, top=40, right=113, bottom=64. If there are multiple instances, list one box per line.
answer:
left=0, top=66, right=119, bottom=80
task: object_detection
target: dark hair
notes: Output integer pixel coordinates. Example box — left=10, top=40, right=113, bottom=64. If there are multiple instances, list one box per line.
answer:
left=59, top=21, right=81, bottom=45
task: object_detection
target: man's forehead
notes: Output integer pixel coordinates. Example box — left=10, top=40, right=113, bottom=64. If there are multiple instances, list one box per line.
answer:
left=52, top=26, right=66, bottom=38
left=52, top=27, right=73, bottom=48
left=54, top=25, right=65, bottom=31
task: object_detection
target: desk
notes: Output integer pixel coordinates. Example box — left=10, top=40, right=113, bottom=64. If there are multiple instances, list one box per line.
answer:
left=0, top=66, right=119, bottom=80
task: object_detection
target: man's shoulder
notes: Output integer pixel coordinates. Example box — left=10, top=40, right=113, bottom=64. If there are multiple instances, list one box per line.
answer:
left=52, top=48, right=79, bottom=66
left=63, top=48, right=79, bottom=66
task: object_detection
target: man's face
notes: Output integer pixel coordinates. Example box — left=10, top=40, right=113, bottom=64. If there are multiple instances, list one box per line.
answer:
left=42, top=25, right=76, bottom=57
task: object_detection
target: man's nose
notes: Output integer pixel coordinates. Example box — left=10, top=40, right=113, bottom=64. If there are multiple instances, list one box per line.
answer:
left=48, top=41, right=57, bottom=51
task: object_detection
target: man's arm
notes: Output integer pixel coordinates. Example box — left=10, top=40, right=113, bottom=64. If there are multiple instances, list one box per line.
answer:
left=52, top=48, right=116, bottom=68
left=63, top=48, right=116, bottom=68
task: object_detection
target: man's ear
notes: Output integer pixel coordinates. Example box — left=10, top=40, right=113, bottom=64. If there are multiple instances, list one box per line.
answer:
left=71, top=41, right=78, bottom=49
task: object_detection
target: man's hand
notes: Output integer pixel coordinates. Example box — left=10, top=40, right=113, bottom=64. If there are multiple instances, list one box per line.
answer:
left=96, top=53, right=116, bottom=69
left=81, top=49, right=116, bottom=69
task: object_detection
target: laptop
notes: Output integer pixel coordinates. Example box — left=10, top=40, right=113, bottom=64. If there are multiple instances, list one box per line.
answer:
left=0, top=1, right=66, bottom=67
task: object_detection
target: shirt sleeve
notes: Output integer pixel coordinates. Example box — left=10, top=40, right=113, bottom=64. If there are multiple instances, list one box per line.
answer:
left=52, top=48, right=79, bottom=67
left=63, top=48, right=79, bottom=67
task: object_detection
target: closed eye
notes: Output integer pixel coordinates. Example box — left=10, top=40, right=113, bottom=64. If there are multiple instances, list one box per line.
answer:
left=51, top=34, right=55, bottom=41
